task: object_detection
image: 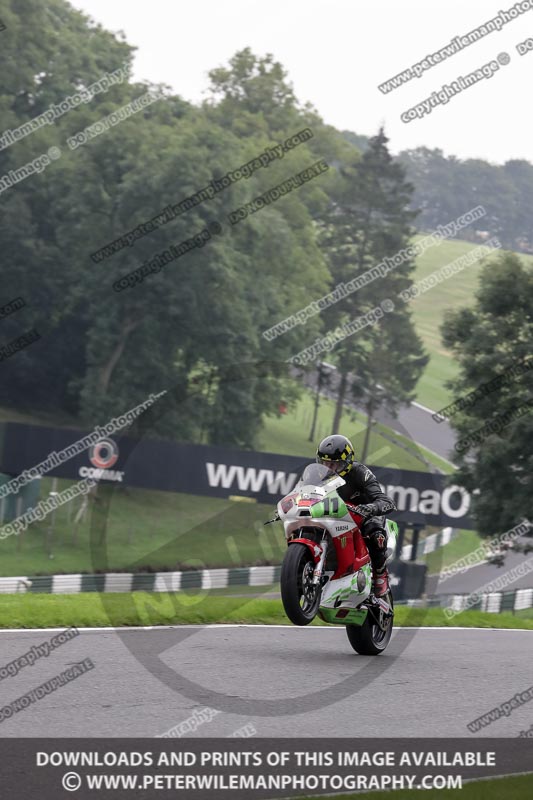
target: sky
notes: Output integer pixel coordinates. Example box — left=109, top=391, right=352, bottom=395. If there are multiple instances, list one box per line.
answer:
left=69, top=0, right=533, bottom=164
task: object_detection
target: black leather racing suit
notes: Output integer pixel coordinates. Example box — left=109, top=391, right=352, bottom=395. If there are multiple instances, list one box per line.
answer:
left=336, top=462, right=396, bottom=572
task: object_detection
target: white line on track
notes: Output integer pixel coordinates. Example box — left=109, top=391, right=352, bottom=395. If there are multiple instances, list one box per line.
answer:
left=0, top=625, right=531, bottom=633
left=412, top=400, right=439, bottom=415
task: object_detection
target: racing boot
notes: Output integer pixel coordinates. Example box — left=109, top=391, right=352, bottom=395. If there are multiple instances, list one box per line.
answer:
left=372, top=565, right=389, bottom=597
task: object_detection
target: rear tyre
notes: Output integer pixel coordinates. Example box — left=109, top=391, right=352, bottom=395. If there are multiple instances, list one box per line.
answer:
left=346, top=591, right=394, bottom=655
left=280, top=544, right=321, bottom=626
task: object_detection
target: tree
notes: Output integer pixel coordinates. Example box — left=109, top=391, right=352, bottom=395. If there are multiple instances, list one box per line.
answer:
left=1, top=11, right=335, bottom=447
left=203, top=48, right=342, bottom=446
left=441, top=251, right=533, bottom=537
left=0, top=0, right=133, bottom=414
left=396, top=147, right=462, bottom=233
left=397, top=147, right=523, bottom=251
left=317, top=128, right=427, bottom=439
left=0, top=7, right=429, bottom=451
left=502, top=159, right=533, bottom=252
left=351, top=320, right=428, bottom=462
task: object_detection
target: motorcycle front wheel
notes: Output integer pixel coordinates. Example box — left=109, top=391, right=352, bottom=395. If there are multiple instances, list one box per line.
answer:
left=346, top=591, right=394, bottom=655
left=280, top=544, right=321, bottom=626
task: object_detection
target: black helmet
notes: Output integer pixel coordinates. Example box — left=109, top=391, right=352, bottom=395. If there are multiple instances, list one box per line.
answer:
left=316, top=434, right=355, bottom=477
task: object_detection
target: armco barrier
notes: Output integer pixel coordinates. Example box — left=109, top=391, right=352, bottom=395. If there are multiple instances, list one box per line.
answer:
left=0, top=566, right=282, bottom=595
left=401, top=587, right=533, bottom=613
left=0, top=569, right=532, bottom=614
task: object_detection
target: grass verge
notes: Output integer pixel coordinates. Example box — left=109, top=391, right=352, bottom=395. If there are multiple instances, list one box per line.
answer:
left=1, top=594, right=532, bottom=630
left=409, top=236, right=533, bottom=410
left=424, top=529, right=483, bottom=574
left=259, top=388, right=451, bottom=473
left=300, top=774, right=533, bottom=800
left=0, top=479, right=282, bottom=576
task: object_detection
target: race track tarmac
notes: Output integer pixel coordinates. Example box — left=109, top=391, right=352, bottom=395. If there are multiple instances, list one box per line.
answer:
left=429, top=543, right=533, bottom=595
left=0, top=625, right=531, bottom=739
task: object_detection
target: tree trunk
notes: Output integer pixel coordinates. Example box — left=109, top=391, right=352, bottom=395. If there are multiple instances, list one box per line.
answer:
left=98, top=317, right=140, bottom=395
left=361, top=394, right=375, bottom=463
left=331, top=369, right=348, bottom=434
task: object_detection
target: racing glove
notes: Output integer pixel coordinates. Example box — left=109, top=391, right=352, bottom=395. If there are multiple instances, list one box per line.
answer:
left=352, top=503, right=376, bottom=518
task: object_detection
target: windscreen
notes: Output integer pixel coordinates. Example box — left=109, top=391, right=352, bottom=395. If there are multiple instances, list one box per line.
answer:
left=299, top=462, right=339, bottom=486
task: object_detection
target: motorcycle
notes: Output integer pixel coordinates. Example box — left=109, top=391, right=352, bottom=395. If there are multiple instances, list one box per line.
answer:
left=265, top=463, right=398, bottom=655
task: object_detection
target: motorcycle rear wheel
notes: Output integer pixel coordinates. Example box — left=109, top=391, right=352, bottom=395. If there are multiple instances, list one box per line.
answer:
left=346, top=591, right=394, bottom=655
left=280, top=544, right=321, bottom=626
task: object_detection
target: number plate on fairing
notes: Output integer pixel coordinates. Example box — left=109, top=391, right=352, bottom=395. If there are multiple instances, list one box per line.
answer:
left=376, top=596, right=391, bottom=614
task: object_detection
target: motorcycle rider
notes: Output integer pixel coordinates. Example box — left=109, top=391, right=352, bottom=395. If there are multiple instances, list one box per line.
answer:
left=316, top=434, right=396, bottom=597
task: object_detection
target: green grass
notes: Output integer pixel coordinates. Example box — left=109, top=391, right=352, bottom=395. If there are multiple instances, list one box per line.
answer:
left=301, top=774, right=533, bottom=800
left=1, top=594, right=532, bottom=629
left=376, top=424, right=455, bottom=473
left=410, top=236, right=533, bottom=410
left=0, top=477, right=283, bottom=577
left=259, top=389, right=452, bottom=472
left=424, top=529, right=483, bottom=575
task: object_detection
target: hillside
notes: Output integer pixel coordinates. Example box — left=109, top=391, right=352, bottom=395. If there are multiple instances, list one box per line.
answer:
left=410, top=237, right=533, bottom=410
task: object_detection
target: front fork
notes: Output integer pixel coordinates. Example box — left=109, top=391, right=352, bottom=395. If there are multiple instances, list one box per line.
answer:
left=311, top=534, right=328, bottom=586
left=366, top=593, right=394, bottom=631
